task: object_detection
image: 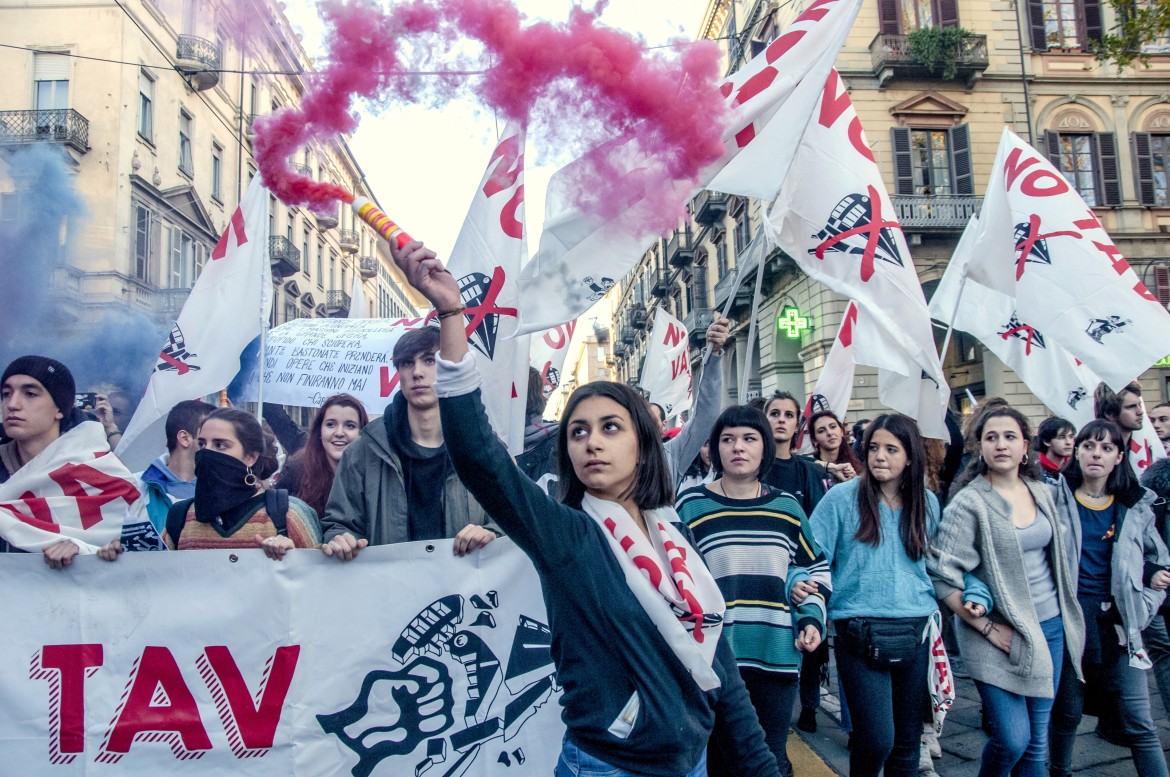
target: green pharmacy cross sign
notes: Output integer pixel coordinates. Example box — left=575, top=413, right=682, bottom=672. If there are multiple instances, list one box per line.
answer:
left=777, top=306, right=811, bottom=339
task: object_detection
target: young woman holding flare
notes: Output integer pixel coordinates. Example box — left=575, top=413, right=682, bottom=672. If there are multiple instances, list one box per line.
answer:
left=389, top=238, right=779, bottom=777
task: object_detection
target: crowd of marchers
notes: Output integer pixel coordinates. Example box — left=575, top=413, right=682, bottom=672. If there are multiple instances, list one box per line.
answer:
left=4, top=239, right=1170, bottom=777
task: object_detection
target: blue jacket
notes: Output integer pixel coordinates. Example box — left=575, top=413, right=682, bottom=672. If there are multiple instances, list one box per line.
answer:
left=140, top=456, right=195, bottom=535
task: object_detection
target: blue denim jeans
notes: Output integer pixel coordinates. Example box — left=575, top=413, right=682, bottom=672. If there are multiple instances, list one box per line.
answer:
left=1050, top=599, right=1170, bottom=777
left=834, top=620, right=928, bottom=777
left=1143, top=612, right=1170, bottom=717
left=973, top=615, right=1063, bottom=777
left=554, top=737, right=707, bottom=777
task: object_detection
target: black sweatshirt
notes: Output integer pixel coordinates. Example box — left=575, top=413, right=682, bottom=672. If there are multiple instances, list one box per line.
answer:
left=439, top=388, right=778, bottom=777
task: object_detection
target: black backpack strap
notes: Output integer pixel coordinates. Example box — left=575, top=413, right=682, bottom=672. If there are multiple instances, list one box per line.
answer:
left=165, top=498, right=194, bottom=547
left=265, top=488, right=289, bottom=538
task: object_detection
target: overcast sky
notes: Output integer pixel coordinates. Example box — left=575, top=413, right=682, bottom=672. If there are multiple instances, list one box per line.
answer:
left=284, top=0, right=710, bottom=257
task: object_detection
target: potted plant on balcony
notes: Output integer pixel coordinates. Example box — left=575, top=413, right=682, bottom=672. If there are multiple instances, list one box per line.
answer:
left=906, top=26, right=971, bottom=80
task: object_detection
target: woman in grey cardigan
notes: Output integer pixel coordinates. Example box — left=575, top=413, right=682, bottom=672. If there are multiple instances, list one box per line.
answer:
left=1048, top=419, right=1170, bottom=777
left=928, top=407, right=1084, bottom=777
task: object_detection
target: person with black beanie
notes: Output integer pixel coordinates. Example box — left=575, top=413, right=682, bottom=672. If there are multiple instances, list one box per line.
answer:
left=1, top=355, right=100, bottom=565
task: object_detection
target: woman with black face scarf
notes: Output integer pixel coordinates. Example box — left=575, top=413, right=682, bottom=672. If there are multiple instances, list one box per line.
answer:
left=162, top=408, right=321, bottom=558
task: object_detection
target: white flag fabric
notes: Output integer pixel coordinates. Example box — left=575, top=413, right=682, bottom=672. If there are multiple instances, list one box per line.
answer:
left=766, top=70, right=949, bottom=439
left=116, top=178, right=273, bottom=471
left=930, top=216, right=1098, bottom=428
left=0, top=422, right=139, bottom=552
left=446, top=122, right=528, bottom=454
left=640, top=309, right=693, bottom=419
left=347, top=268, right=367, bottom=319
left=1130, top=402, right=1168, bottom=477
left=797, top=301, right=858, bottom=453
left=0, top=539, right=564, bottom=773
left=706, top=0, right=862, bottom=199
left=931, top=218, right=1166, bottom=476
left=530, top=321, right=577, bottom=400
left=962, top=127, right=1170, bottom=389
left=515, top=0, right=862, bottom=335
left=514, top=144, right=679, bottom=335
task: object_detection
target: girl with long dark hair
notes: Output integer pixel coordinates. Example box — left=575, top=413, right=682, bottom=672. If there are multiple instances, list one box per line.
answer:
left=277, top=394, right=368, bottom=517
left=929, top=407, right=1083, bottom=777
left=1048, top=419, right=1170, bottom=777
left=676, top=405, right=830, bottom=777
left=809, top=409, right=861, bottom=485
left=391, top=241, right=778, bottom=776
left=809, top=413, right=938, bottom=777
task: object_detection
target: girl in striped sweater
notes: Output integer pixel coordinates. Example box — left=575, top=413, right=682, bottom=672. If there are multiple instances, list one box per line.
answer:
left=677, top=405, right=831, bottom=777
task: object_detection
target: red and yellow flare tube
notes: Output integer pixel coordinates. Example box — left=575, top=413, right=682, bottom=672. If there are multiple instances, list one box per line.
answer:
left=350, top=196, right=414, bottom=250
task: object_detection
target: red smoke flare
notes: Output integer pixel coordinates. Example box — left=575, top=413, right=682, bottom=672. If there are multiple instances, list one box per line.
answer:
left=253, top=0, right=728, bottom=231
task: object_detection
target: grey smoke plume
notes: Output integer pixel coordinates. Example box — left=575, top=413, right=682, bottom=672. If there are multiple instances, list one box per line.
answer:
left=0, top=146, right=165, bottom=402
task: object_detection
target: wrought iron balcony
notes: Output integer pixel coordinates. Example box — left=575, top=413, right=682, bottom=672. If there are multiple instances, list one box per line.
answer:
left=337, top=229, right=360, bottom=254
left=269, top=235, right=301, bottom=278
left=313, top=206, right=339, bottom=230
left=0, top=109, right=90, bottom=154
left=359, top=255, right=378, bottom=279
left=620, top=325, right=636, bottom=344
left=666, top=229, right=695, bottom=268
left=244, top=113, right=257, bottom=138
left=649, top=269, right=670, bottom=297
left=692, top=190, right=729, bottom=226
left=869, top=32, right=989, bottom=88
left=326, top=289, right=351, bottom=316
left=713, top=267, right=755, bottom=310
left=629, top=306, right=648, bottom=330
left=891, top=195, right=981, bottom=230
left=683, top=308, right=715, bottom=345
left=176, top=35, right=222, bottom=91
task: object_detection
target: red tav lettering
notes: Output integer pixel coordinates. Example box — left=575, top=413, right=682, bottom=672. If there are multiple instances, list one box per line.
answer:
left=31, top=644, right=104, bottom=763
left=98, top=647, right=212, bottom=762
left=196, top=646, right=300, bottom=757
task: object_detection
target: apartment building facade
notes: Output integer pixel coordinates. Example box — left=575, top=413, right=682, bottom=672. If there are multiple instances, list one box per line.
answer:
left=0, top=0, right=423, bottom=341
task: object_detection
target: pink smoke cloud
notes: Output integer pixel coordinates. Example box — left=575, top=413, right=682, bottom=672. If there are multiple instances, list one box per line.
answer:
left=253, top=0, right=728, bottom=231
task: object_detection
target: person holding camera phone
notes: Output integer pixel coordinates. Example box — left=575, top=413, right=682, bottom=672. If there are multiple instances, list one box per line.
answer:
left=76, top=391, right=123, bottom=448
left=809, top=414, right=940, bottom=777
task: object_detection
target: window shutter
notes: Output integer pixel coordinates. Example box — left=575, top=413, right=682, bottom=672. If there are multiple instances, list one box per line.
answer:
left=891, top=127, right=914, bottom=195
left=1027, top=0, right=1049, bottom=50
left=1096, top=132, right=1121, bottom=206
left=936, top=0, right=960, bottom=28
left=878, top=0, right=900, bottom=35
left=1155, top=266, right=1170, bottom=308
left=949, top=124, right=973, bottom=195
left=33, top=53, right=69, bottom=81
left=1044, top=130, right=1062, bottom=168
left=1132, top=132, right=1157, bottom=206
left=1082, top=0, right=1104, bottom=44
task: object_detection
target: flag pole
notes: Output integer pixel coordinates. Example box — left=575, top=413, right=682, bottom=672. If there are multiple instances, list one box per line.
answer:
left=255, top=219, right=269, bottom=423
left=937, top=272, right=968, bottom=364
left=739, top=235, right=769, bottom=405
